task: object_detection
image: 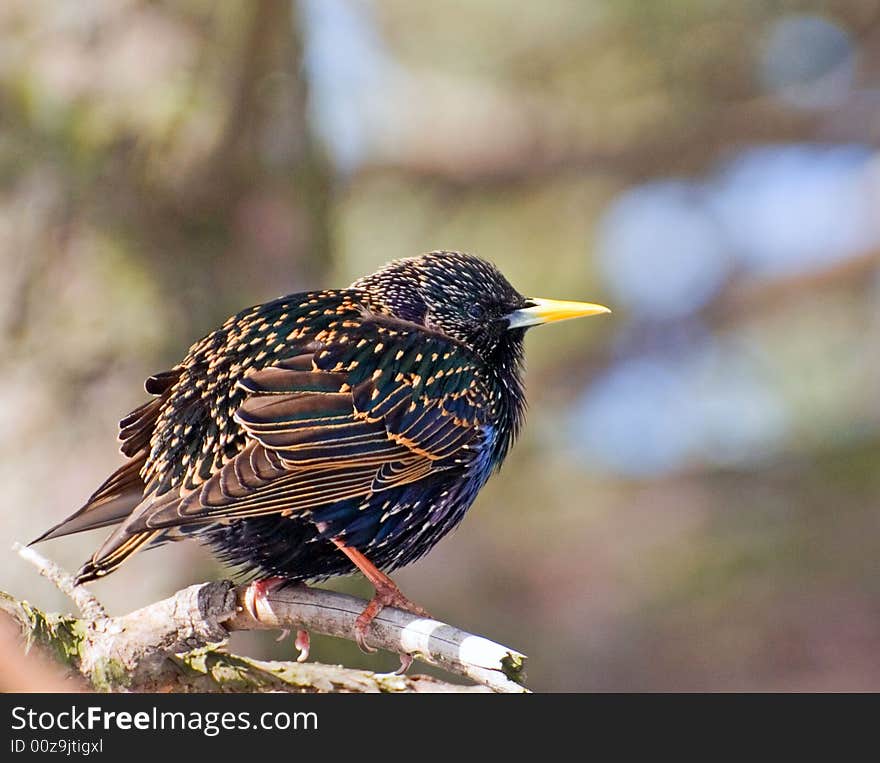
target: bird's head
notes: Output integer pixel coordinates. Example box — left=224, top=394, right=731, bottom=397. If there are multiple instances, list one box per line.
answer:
left=353, top=251, right=610, bottom=358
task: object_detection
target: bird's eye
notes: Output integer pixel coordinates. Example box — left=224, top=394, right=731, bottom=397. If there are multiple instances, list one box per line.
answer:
left=467, top=304, right=485, bottom=321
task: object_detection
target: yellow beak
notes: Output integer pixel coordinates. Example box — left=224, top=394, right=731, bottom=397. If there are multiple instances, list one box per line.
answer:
left=506, top=298, right=611, bottom=329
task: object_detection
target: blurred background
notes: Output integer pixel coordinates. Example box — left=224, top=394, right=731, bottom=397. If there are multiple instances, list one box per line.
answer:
left=2, top=0, right=880, bottom=692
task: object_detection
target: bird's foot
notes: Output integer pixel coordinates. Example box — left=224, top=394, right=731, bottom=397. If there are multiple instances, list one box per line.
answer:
left=242, top=576, right=286, bottom=621
left=327, top=538, right=428, bottom=671
left=354, top=582, right=432, bottom=655
left=244, top=579, right=311, bottom=661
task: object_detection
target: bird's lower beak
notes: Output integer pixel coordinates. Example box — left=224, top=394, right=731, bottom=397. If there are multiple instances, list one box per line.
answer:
left=506, top=298, right=611, bottom=330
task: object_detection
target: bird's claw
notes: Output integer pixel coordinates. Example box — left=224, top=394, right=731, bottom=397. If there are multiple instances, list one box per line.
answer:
left=245, top=581, right=311, bottom=662
left=395, top=653, right=414, bottom=674
left=353, top=585, right=432, bottom=654
left=295, top=629, right=311, bottom=662
left=354, top=616, right=378, bottom=654
left=243, top=577, right=286, bottom=621
left=243, top=583, right=260, bottom=621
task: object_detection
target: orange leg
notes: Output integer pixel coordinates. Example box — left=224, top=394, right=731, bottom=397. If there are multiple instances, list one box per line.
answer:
left=330, top=538, right=431, bottom=655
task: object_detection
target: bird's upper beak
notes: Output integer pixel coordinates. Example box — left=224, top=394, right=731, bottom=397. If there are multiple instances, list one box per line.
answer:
left=506, top=298, right=611, bottom=330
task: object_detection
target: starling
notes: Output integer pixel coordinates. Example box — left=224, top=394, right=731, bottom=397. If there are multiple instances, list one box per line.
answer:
left=33, top=251, right=609, bottom=650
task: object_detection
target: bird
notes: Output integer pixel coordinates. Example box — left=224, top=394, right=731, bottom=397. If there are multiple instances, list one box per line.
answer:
left=33, top=251, right=609, bottom=655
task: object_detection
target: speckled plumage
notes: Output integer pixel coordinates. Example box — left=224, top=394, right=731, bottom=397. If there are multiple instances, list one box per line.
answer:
left=35, top=252, right=540, bottom=585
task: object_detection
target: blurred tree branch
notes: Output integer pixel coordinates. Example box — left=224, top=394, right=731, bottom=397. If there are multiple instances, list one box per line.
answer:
left=355, top=98, right=830, bottom=189
left=709, top=248, right=880, bottom=326
left=353, top=80, right=880, bottom=193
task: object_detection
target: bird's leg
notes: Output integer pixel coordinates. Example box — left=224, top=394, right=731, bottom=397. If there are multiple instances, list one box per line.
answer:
left=330, top=538, right=431, bottom=660
left=243, top=577, right=311, bottom=662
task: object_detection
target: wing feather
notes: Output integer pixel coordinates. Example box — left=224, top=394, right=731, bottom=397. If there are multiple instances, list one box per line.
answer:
left=109, top=318, right=492, bottom=537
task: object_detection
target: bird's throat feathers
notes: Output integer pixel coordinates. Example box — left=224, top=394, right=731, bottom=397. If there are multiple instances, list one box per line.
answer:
left=488, top=330, right=527, bottom=468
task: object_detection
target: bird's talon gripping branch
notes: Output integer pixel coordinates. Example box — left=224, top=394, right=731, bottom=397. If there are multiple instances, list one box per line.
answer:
left=331, top=537, right=431, bottom=655
left=355, top=624, right=378, bottom=654
left=352, top=577, right=432, bottom=653
left=243, top=577, right=285, bottom=623
left=353, top=597, right=382, bottom=653
left=245, top=579, right=312, bottom=661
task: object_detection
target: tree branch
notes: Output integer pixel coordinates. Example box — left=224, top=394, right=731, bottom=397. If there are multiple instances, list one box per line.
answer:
left=6, top=545, right=527, bottom=693
left=11, top=542, right=105, bottom=620
left=224, top=584, right=527, bottom=693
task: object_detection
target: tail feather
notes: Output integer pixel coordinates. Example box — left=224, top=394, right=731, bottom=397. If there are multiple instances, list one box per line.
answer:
left=75, top=528, right=162, bottom=584
left=75, top=489, right=205, bottom=584
left=76, top=523, right=210, bottom=585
